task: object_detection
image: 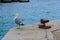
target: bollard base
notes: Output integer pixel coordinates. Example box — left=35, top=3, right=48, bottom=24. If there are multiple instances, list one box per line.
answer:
left=38, top=24, right=51, bottom=29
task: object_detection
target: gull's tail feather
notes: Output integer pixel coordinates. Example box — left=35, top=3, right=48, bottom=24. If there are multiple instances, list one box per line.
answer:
left=19, top=23, right=24, bottom=26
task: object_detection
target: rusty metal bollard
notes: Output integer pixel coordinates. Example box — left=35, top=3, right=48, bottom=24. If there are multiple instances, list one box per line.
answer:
left=38, top=19, right=51, bottom=29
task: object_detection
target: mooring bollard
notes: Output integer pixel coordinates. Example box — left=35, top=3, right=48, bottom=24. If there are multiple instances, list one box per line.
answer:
left=39, top=19, right=51, bottom=29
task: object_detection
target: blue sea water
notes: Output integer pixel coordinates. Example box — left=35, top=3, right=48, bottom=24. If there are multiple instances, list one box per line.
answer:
left=0, top=0, right=60, bottom=40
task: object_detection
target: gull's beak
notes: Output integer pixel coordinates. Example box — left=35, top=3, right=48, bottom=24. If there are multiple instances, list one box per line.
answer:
left=12, top=13, right=19, bottom=16
left=12, top=14, right=15, bottom=16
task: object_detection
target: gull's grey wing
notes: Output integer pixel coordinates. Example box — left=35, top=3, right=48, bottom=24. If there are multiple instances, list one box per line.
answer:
left=15, top=18, right=21, bottom=25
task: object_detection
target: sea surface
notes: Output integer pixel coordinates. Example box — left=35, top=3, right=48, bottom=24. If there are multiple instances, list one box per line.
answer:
left=0, top=0, right=60, bottom=40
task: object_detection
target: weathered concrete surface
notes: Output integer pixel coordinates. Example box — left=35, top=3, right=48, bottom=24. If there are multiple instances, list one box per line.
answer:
left=46, top=20, right=60, bottom=40
left=52, top=30, right=60, bottom=40
left=2, top=20, right=60, bottom=40
left=2, top=28, right=54, bottom=40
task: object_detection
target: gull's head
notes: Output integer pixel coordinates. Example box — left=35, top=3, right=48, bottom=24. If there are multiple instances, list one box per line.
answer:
left=12, top=13, right=19, bottom=17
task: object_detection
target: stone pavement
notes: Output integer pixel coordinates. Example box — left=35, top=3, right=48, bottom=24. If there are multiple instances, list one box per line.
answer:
left=2, top=20, right=60, bottom=40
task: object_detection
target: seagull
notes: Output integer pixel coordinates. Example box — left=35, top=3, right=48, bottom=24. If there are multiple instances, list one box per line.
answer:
left=12, top=13, right=24, bottom=29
